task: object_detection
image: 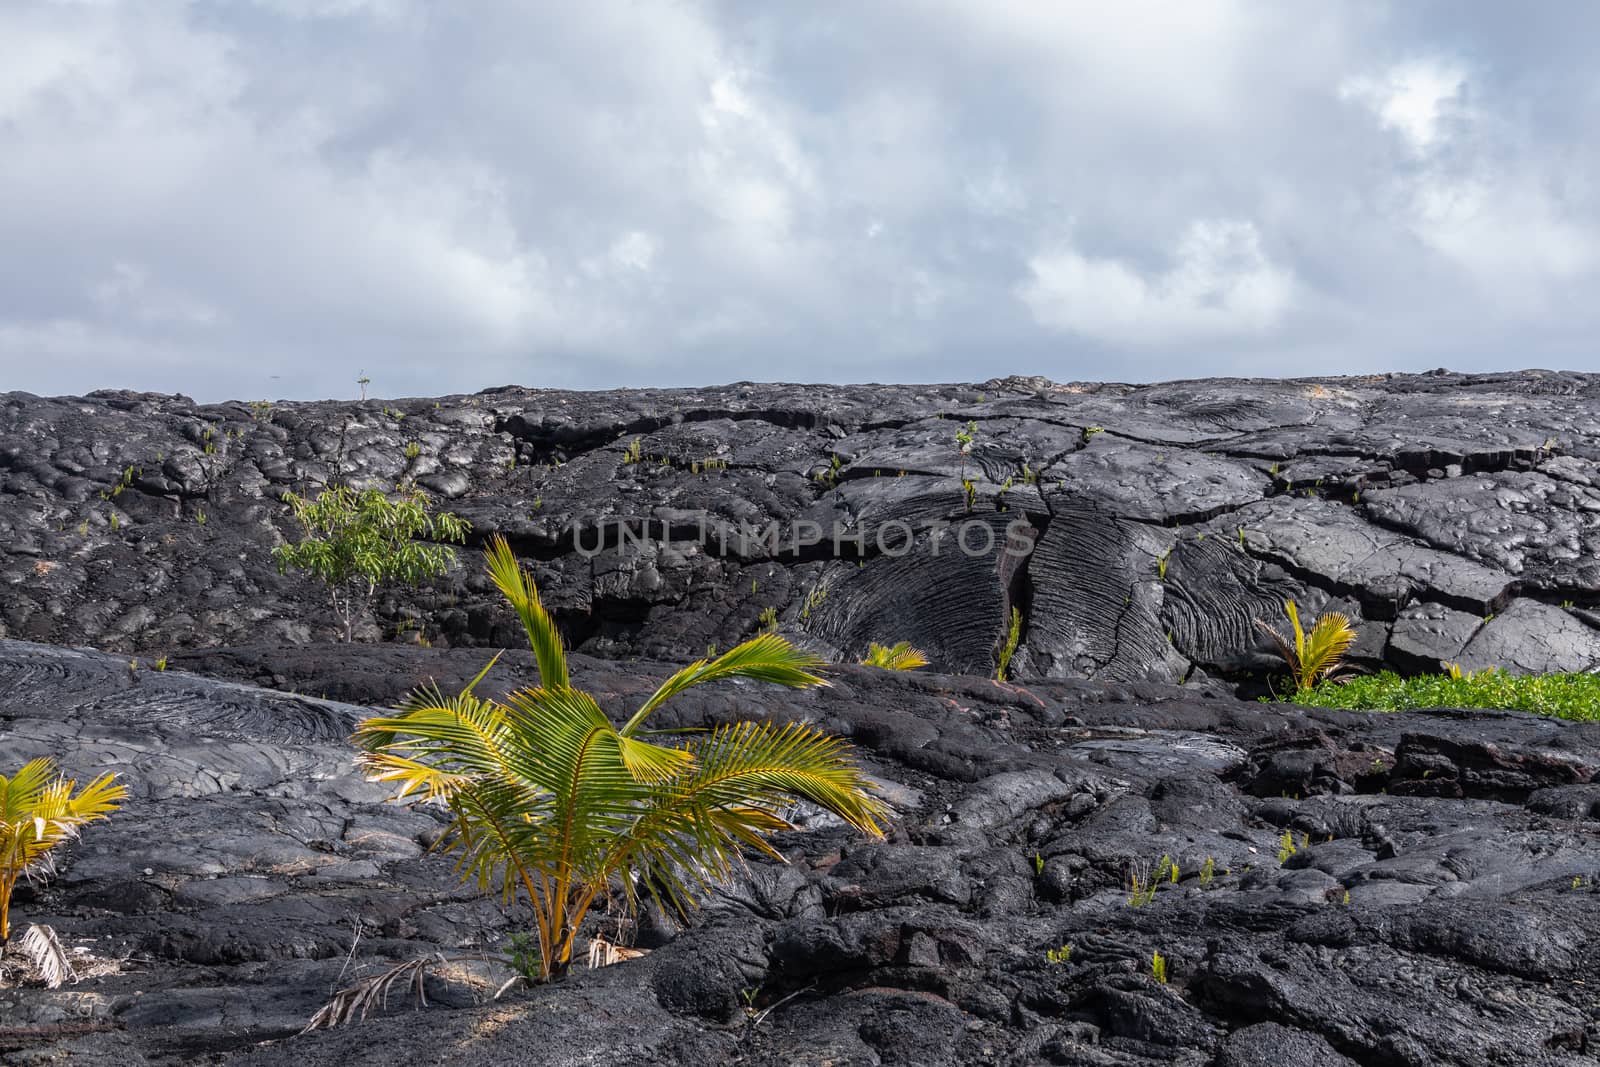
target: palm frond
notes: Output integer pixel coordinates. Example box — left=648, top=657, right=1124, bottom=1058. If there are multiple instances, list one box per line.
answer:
left=1301, top=612, right=1357, bottom=684
left=0, top=762, right=125, bottom=938
left=355, top=684, right=544, bottom=794
left=1256, top=599, right=1357, bottom=690
left=586, top=936, right=648, bottom=969
left=861, top=641, right=929, bottom=671
left=302, top=954, right=441, bottom=1032
left=679, top=720, right=888, bottom=836
left=621, top=634, right=830, bottom=735
left=0, top=760, right=57, bottom=823
left=483, top=535, right=568, bottom=689
left=611, top=721, right=887, bottom=919
left=16, top=924, right=74, bottom=989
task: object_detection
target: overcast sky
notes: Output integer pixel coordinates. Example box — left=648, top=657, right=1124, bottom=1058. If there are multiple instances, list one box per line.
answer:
left=3, top=1, right=1598, bottom=402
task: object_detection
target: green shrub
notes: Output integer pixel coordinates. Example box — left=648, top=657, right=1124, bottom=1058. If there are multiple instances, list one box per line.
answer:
left=1290, top=668, right=1600, bottom=722
left=273, top=485, right=469, bottom=642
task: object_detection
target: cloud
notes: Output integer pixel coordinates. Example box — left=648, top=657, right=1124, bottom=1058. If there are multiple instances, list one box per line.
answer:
left=0, top=1, right=1597, bottom=400
left=1340, top=60, right=1467, bottom=152
left=1337, top=59, right=1599, bottom=315
left=1019, top=221, right=1295, bottom=345
left=90, top=263, right=223, bottom=327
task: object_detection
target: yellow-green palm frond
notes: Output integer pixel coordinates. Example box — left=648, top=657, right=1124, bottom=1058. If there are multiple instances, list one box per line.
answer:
left=861, top=641, right=929, bottom=671
left=621, top=634, right=830, bottom=736
left=1, top=759, right=126, bottom=938
left=355, top=683, right=525, bottom=801
left=1256, top=599, right=1357, bottom=690
left=610, top=719, right=886, bottom=918
left=1301, top=612, right=1357, bottom=683
left=678, top=720, right=887, bottom=837
left=483, top=534, right=568, bottom=690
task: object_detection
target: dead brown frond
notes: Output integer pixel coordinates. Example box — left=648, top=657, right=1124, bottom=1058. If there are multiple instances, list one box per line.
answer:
left=16, top=924, right=74, bottom=989
left=585, top=936, right=649, bottom=970
left=302, top=954, right=441, bottom=1033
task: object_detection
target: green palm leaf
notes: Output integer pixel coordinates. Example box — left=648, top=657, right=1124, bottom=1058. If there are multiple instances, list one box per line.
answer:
left=484, top=534, right=568, bottom=690
left=861, top=641, right=929, bottom=670
left=620, top=634, right=830, bottom=735
left=1256, top=599, right=1357, bottom=690
left=0, top=759, right=126, bottom=939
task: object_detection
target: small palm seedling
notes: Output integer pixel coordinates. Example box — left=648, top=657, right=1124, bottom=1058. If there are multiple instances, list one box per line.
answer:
left=1045, top=944, right=1072, bottom=965
left=1, top=759, right=126, bottom=947
left=1256, top=599, right=1356, bottom=692
left=622, top=437, right=644, bottom=464
left=995, top=606, right=1022, bottom=682
left=1151, top=951, right=1168, bottom=984
left=961, top=478, right=977, bottom=513
left=1198, top=856, right=1215, bottom=886
left=861, top=641, right=929, bottom=671
left=1157, top=548, right=1172, bottom=580
left=757, top=606, right=779, bottom=634
left=317, top=536, right=886, bottom=1025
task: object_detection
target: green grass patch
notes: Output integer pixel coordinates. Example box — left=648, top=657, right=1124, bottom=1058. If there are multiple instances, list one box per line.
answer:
left=1289, top=669, right=1600, bottom=722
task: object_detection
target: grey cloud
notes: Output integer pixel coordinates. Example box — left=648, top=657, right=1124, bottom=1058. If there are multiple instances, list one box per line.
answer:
left=1, top=0, right=1597, bottom=402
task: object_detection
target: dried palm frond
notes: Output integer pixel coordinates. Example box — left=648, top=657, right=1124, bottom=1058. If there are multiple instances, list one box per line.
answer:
left=585, top=936, right=649, bottom=970
left=302, top=954, right=441, bottom=1033
left=14, top=924, right=75, bottom=989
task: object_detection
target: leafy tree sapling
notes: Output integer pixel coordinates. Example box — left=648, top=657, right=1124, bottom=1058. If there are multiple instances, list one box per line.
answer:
left=273, top=485, right=470, bottom=642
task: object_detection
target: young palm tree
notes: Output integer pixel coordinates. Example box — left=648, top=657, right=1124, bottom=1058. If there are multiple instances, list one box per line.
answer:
left=861, top=641, right=930, bottom=671
left=1256, top=598, right=1357, bottom=692
left=354, top=535, right=887, bottom=984
left=0, top=758, right=126, bottom=941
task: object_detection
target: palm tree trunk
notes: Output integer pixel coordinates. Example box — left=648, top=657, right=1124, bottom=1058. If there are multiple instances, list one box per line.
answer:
left=1, top=870, right=14, bottom=940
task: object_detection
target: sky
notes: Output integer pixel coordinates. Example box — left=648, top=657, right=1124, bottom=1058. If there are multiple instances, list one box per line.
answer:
left=2, top=0, right=1598, bottom=403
